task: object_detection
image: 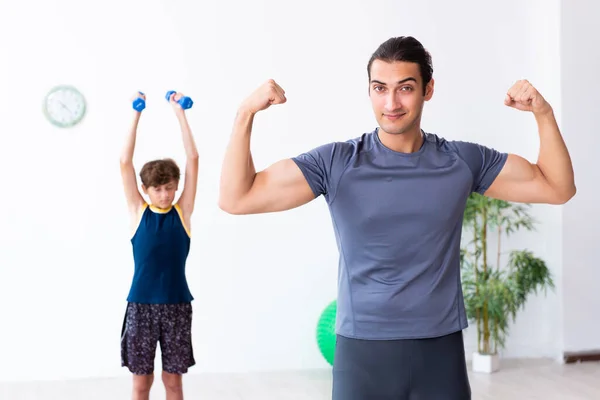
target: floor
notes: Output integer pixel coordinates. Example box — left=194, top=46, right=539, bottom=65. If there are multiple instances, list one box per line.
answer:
left=1, top=359, right=599, bottom=399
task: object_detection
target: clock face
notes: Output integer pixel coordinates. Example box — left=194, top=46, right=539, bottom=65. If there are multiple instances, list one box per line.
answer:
left=43, top=85, right=87, bottom=128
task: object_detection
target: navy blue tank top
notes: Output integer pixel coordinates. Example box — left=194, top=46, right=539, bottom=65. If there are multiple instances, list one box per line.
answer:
left=127, top=203, right=193, bottom=304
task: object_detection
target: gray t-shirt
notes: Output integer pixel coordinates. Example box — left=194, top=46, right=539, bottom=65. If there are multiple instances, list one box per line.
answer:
left=292, top=129, right=507, bottom=340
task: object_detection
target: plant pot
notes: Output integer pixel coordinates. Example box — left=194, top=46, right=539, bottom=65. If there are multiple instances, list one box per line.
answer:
left=472, top=352, right=500, bottom=373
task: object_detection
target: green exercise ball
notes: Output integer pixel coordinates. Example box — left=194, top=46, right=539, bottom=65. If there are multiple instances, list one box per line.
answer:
left=316, top=300, right=337, bottom=366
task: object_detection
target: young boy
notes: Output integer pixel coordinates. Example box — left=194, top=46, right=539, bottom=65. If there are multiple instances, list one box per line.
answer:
left=119, top=92, right=199, bottom=400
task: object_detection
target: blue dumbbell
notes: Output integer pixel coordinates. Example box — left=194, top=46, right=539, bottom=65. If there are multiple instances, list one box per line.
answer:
left=165, top=90, right=193, bottom=109
left=132, top=91, right=146, bottom=112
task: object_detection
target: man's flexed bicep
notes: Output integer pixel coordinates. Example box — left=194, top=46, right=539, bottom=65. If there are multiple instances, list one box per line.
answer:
left=218, top=79, right=353, bottom=215
left=222, top=158, right=316, bottom=215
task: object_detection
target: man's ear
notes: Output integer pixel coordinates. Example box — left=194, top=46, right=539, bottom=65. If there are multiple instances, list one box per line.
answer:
left=425, top=78, right=435, bottom=100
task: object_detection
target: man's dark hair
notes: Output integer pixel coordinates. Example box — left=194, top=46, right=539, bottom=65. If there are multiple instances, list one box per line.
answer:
left=367, top=36, right=433, bottom=94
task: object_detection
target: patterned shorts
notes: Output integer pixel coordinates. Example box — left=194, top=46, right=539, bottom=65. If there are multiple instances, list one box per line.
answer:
left=120, top=302, right=195, bottom=375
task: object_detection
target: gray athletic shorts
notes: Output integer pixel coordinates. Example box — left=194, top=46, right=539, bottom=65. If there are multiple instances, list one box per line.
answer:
left=332, top=330, right=471, bottom=400
left=120, top=302, right=195, bottom=375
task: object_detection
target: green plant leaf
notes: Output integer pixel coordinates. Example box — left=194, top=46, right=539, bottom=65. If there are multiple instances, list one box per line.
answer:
left=460, top=192, right=553, bottom=353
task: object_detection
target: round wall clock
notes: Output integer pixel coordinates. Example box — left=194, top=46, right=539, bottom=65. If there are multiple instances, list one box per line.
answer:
left=43, top=85, right=87, bottom=128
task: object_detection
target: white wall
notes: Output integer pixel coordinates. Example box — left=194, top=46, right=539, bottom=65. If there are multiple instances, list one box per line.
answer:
left=0, top=0, right=568, bottom=382
left=461, top=0, right=565, bottom=360
left=560, top=0, right=600, bottom=353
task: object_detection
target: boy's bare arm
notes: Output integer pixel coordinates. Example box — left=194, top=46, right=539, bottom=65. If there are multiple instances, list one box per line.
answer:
left=170, top=93, right=199, bottom=224
left=120, top=93, right=146, bottom=218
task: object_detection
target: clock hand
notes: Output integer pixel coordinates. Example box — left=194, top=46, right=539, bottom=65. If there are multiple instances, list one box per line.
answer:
left=57, top=100, right=74, bottom=115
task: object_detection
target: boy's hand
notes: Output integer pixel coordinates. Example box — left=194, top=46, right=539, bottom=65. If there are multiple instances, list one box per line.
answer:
left=131, top=92, right=146, bottom=101
left=169, top=92, right=187, bottom=114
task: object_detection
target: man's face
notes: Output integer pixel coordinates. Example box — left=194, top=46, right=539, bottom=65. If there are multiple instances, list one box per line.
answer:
left=369, top=60, right=434, bottom=135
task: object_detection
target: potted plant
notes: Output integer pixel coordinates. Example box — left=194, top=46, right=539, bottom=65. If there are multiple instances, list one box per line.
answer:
left=460, top=192, right=554, bottom=373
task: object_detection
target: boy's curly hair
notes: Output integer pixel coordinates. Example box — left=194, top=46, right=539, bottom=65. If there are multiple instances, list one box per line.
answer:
left=139, top=158, right=180, bottom=188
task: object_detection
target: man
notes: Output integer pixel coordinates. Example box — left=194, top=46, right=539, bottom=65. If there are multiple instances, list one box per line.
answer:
left=218, top=36, right=575, bottom=399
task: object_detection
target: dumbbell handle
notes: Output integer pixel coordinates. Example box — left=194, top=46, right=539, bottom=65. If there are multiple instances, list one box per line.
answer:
left=166, top=90, right=193, bottom=110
